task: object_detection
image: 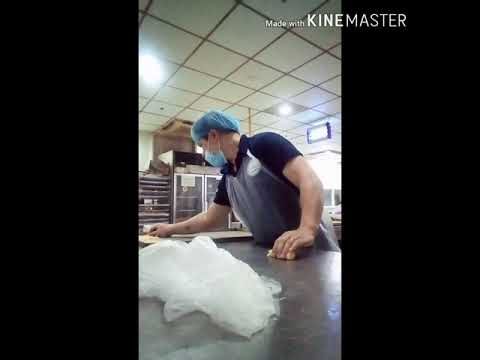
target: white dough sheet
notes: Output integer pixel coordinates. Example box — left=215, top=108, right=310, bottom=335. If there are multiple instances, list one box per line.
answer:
left=139, top=236, right=282, bottom=338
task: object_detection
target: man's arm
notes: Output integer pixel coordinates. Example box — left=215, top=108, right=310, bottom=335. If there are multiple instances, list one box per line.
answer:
left=149, top=203, right=231, bottom=236
left=172, top=203, right=231, bottom=234
left=272, top=155, right=324, bottom=257
left=284, top=156, right=324, bottom=233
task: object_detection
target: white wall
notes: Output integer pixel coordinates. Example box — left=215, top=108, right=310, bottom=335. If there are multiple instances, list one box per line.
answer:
left=139, top=131, right=153, bottom=171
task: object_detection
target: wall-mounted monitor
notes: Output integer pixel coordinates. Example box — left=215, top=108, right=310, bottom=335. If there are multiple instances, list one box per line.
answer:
left=307, top=122, right=331, bottom=144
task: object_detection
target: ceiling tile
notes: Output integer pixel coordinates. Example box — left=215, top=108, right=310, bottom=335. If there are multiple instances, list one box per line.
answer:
left=290, top=124, right=312, bottom=136
left=313, top=138, right=341, bottom=150
left=283, top=132, right=302, bottom=141
left=238, top=92, right=281, bottom=111
left=329, top=44, right=341, bottom=58
left=147, top=0, right=235, bottom=37
left=210, top=5, right=285, bottom=57
left=139, top=112, right=170, bottom=125
left=289, top=86, right=337, bottom=107
left=314, top=98, right=341, bottom=114
left=294, top=26, right=340, bottom=51
left=242, top=0, right=323, bottom=23
left=139, top=60, right=179, bottom=98
left=139, top=15, right=202, bottom=64
left=251, top=112, right=281, bottom=126
left=185, top=42, right=247, bottom=78
left=139, top=123, right=160, bottom=132
left=206, top=81, right=255, bottom=103
left=176, top=108, right=206, bottom=122
left=294, top=143, right=309, bottom=154
left=239, top=120, right=262, bottom=133
left=139, top=80, right=160, bottom=99
left=154, top=86, right=201, bottom=107
left=310, top=114, right=340, bottom=126
left=143, top=100, right=184, bottom=117
left=251, top=127, right=265, bottom=135
left=319, top=76, right=341, bottom=96
left=261, top=75, right=312, bottom=99
left=167, top=67, right=220, bottom=94
left=329, top=118, right=342, bottom=133
left=254, top=127, right=286, bottom=136
left=288, top=109, right=328, bottom=124
left=254, top=32, right=322, bottom=73
left=291, top=53, right=341, bottom=85
left=269, top=118, right=304, bottom=131
left=292, top=0, right=342, bottom=49
left=224, top=105, right=258, bottom=121
left=139, top=0, right=149, bottom=10
left=227, top=60, right=283, bottom=90
left=190, top=96, right=231, bottom=112
left=139, top=97, right=148, bottom=110
left=292, top=134, right=308, bottom=145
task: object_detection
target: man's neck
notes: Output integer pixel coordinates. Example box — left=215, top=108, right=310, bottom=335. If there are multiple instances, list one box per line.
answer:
left=224, top=132, right=241, bottom=164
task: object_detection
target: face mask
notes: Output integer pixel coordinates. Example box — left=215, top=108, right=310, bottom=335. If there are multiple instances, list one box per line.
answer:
left=205, top=135, right=227, bottom=167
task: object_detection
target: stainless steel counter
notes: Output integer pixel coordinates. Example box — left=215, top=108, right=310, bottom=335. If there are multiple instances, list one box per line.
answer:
left=139, top=241, right=341, bottom=360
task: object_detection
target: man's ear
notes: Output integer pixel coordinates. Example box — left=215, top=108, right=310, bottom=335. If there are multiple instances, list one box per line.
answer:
left=209, top=129, right=219, bottom=141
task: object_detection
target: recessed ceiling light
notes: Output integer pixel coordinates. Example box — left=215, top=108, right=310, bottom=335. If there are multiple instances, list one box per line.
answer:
left=278, top=103, right=292, bottom=116
left=139, top=54, right=162, bottom=84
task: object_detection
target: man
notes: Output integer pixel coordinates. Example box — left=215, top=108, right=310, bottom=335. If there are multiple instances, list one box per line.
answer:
left=148, top=111, right=339, bottom=259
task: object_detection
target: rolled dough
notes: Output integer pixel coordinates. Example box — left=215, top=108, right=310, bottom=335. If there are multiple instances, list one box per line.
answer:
left=139, top=235, right=160, bottom=244
left=267, top=249, right=296, bottom=260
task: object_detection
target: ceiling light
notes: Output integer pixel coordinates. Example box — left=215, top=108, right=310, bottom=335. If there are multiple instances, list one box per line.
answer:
left=139, top=54, right=162, bottom=84
left=278, top=103, right=292, bottom=116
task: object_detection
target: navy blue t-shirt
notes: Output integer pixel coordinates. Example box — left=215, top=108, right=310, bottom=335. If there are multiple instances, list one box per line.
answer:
left=214, top=133, right=303, bottom=207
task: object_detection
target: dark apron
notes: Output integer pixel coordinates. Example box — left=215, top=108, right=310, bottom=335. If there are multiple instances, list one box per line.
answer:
left=225, top=151, right=340, bottom=252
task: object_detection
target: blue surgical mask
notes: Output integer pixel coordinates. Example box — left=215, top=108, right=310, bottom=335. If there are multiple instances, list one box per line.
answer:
left=205, top=151, right=227, bottom=167
left=205, top=136, right=227, bottom=167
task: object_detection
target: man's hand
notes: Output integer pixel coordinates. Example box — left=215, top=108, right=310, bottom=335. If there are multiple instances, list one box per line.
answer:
left=148, top=223, right=174, bottom=237
left=272, top=227, right=316, bottom=259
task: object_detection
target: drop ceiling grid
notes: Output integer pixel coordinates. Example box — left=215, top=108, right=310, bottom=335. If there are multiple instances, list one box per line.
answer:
left=141, top=10, right=341, bottom=91
left=139, top=2, right=340, bottom=102
left=139, top=0, right=341, bottom=138
left=139, top=1, right=241, bottom=121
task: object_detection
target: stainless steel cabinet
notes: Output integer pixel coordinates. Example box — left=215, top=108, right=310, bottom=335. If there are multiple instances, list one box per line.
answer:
left=204, top=175, right=229, bottom=230
left=173, top=174, right=204, bottom=223
left=204, top=175, right=222, bottom=210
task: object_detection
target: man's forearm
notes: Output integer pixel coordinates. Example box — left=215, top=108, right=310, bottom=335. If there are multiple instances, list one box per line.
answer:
left=170, top=212, right=211, bottom=234
left=298, top=173, right=324, bottom=233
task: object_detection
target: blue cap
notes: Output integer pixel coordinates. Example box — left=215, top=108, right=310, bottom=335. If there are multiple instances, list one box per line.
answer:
left=191, top=110, right=240, bottom=144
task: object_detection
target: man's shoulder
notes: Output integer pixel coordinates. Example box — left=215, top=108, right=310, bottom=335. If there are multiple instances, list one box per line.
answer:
left=248, top=132, right=285, bottom=152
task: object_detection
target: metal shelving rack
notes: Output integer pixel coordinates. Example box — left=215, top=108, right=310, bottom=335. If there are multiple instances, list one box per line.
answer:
left=139, top=150, right=237, bottom=232
left=138, top=171, right=172, bottom=233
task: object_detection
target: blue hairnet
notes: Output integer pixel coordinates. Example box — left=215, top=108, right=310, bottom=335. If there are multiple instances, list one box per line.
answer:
left=191, top=110, right=240, bottom=144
